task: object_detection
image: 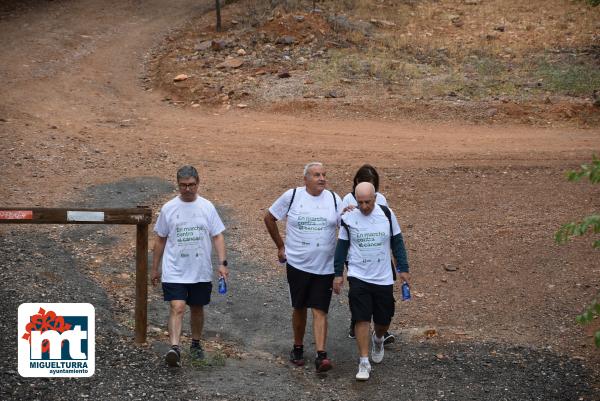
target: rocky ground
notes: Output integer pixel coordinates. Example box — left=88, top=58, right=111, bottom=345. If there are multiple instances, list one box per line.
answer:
left=1, top=0, right=600, bottom=400
left=1, top=177, right=599, bottom=400
left=147, top=0, right=600, bottom=126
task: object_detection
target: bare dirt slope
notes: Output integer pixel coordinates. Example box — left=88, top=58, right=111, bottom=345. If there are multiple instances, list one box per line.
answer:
left=1, top=0, right=599, bottom=400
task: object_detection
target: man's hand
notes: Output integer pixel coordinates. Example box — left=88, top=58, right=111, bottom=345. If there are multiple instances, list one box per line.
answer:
left=277, top=246, right=286, bottom=264
left=218, top=264, right=229, bottom=280
left=151, top=235, right=167, bottom=287
left=397, top=271, right=410, bottom=284
left=342, top=204, right=356, bottom=214
left=333, top=276, right=344, bottom=294
left=151, top=268, right=160, bottom=287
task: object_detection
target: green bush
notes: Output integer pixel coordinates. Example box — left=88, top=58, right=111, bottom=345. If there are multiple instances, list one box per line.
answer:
left=556, top=155, right=600, bottom=346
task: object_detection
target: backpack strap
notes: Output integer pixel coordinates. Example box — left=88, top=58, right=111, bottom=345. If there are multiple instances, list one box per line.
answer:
left=329, top=190, right=337, bottom=212
left=379, top=205, right=393, bottom=237
left=379, top=204, right=397, bottom=281
left=286, top=187, right=297, bottom=215
left=341, top=218, right=350, bottom=238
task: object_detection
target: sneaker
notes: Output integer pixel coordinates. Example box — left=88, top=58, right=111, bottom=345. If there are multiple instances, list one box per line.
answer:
left=315, top=354, right=332, bottom=373
left=290, top=346, right=305, bottom=367
left=190, top=345, right=204, bottom=362
left=371, top=334, right=384, bottom=364
left=348, top=321, right=356, bottom=339
left=383, top=331, right=395, bottom=345
left=355, top=360, right=371, bottom=381
left=165, top=347, right=181, bottom=367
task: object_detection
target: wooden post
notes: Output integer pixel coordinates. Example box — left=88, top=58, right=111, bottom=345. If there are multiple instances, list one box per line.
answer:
left=0, top=206, right=153, bottom=344
left=135, top=222, right=149, bottom=344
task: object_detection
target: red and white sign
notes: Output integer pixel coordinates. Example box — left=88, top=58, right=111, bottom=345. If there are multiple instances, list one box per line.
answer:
left=0, top=210, right=33, bottom=220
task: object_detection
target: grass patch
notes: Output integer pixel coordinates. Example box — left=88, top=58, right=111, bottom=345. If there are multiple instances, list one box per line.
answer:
left=185, top=350, right=227, bottom=369
left=312, top=49, right=425, bottom=85
left=533, top=60, right=600, bottom=95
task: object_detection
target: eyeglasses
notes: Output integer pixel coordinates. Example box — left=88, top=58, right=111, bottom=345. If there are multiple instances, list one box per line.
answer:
left=178, top=183, right=198, bottom=190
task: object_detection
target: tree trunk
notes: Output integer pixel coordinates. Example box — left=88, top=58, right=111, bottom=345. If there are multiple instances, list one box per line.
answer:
left=216, top=0, right=222, bottom=32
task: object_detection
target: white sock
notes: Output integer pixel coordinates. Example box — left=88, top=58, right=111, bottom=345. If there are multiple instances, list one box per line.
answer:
left=374, top=335, right=384, bottom=343
left=360, top=357, right=370, bottom=365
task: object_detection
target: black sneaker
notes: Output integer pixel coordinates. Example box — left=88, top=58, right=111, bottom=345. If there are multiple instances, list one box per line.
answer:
left=315, top=353, right=332, bottom=373
left=290, top=346, right=304, bottom=366
left=165, top=346, right=181, bottom=367
left=383, top=331, right=395, bottom=345
left=190, top=345, right=204, bottom=362
left=348, top=321, right=356, bottom=339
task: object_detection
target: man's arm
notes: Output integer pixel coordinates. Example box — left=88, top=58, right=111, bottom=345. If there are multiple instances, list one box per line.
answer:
left=212, top=233, right=229, bottom=279
left=391, top=232, right=410, bottom=283
left=151, top=235, right=167, bottom=286
left=332, top=239, right=350, bottom=294
left=264, top=211, right=286, bottom=263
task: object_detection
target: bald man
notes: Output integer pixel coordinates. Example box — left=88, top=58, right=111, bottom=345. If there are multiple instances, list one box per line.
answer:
left=333, top=182, right=411, bottom=381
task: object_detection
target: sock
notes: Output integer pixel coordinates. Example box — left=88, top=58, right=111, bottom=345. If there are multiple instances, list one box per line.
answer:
left=191, top=339, right=200, bottom=348
left=293, top=344, right=303, bottom=350
left=317, top=351, right=327, bottom=359
left=360, top=357, right=370, bottom=365
left=374, top=334, right=384, bottom=343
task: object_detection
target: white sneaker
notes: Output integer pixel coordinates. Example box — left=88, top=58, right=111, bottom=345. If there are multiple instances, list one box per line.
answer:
left=371, top=333, right=384, bottom=364
left=355, top=361, right=371, bottom=381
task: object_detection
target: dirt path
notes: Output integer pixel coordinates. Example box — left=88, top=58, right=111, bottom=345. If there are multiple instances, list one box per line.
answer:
left=1, top=1, right=600, bottom=400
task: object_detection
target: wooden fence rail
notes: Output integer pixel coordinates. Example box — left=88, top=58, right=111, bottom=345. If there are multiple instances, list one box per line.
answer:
left=0, top=207, right=152, bottom=343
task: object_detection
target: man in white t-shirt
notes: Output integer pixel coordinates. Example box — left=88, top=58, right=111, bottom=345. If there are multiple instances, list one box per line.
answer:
left=333, top=182, right=411, bottom=381
left=341, top=164, right=395, bottom=344
left=264, top=162, right=342, bottom=373
left=151, top=165, right=229, bottom=367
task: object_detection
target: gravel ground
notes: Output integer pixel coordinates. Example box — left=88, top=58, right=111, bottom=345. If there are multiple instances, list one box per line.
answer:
left=1, top=177, right=598, bottom=401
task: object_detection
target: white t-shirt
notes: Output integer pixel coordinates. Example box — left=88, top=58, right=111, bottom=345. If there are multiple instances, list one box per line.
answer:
left=154, top=196, right=225, bottom=283
left=269, top=187, right=342, bottom=275
left=339, top=205, right=401, bottom=285
left=341, top=191, right=388, bottom=209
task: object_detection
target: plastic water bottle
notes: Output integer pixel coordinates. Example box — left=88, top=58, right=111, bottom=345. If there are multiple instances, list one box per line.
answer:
left=218, top=276, right=227, bottom=294
left=401, top=281, right=411, bottom=301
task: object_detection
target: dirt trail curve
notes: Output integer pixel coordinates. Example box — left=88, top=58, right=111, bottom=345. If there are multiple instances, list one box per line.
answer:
left=1, top=1, right=599, bottom=400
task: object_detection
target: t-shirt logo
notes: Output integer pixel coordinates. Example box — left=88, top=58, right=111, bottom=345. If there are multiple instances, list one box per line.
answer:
left=297, top=216, right=327, bottom=232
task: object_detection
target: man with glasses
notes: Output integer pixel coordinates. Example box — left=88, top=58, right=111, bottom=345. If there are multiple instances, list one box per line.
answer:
left=151, top=165, right=228, bottom=367
left=264, top=162, right=342, bottom=372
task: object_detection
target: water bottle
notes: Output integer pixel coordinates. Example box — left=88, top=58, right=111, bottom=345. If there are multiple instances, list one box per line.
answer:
left=401, top=281, right=411, bottom=301
left=218, top=276, right=227, bottom=294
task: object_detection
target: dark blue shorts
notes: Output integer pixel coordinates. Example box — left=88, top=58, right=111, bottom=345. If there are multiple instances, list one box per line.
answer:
left=162, top=282, right=212, bottom=306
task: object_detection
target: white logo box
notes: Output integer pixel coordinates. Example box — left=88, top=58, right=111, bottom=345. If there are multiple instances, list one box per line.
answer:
left=18, top=303, right=95, bottom=377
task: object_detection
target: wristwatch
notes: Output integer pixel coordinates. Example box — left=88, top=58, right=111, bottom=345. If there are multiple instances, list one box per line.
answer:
left=220, top=260, right=228, bottom=267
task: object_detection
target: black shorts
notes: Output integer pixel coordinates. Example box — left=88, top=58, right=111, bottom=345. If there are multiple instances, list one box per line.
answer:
left=162, top=282, right=212, bottom=306
left=348, top=277, right=395, bottom=326
left=286, top=264, right=334, bottom=313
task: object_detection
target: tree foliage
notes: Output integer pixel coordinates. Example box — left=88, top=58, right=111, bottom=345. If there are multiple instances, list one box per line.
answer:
left=556, top=155, right=600, bottom=346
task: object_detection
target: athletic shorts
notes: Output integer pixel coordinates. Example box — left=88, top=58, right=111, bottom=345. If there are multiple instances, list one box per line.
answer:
left=286, top=264, right=334, bottom=313
left=348, top=277, right=395, bottom=326
left=162, top=282, right=212, bottom=306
